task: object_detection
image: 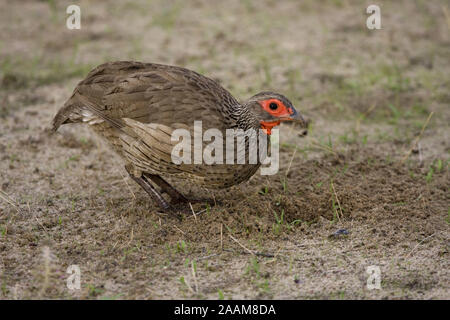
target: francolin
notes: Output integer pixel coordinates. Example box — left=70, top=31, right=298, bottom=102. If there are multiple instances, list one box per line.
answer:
left=52, top=61, right=306, bottom=212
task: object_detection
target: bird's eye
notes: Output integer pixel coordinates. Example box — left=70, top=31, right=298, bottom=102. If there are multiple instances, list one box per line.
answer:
left=269, top=102, right=278, bottom=110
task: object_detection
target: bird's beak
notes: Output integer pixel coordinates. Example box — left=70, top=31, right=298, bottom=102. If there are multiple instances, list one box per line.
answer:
left=279, top=108, right=307, bottom=128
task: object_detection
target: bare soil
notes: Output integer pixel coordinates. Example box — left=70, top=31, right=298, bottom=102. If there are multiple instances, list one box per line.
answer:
left=0, top=0, right=449, bottom=299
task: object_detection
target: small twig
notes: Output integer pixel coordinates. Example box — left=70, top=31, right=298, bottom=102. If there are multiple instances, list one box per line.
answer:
left=173, top=224, right=194, bottom=241
left=39, top=246, right=52, bottom=297
left=228, top=234, right=255, bottom=256
left=406, top=233, right=435, bottom=258
left=112, top=241, right=120, bottom=250
left=330, top=181, right=343, bottom=222
left=443, top=5, right=450, bottom=29
left=0, top=190, right=23, bottom=215
left=220, top=224, right=223, bottom=252
left=173, top=224, right=186, bottom=235
left=27, top=201, right=49, bottom=236
left=285, top=149, right=297, bottom=177
left=418, top=142, right=423, bottom=165
left=197, top=253, right=219, bottom=261
left=309, top=138, right=337, bottom=155
left=223, top=248, right=274, bottom=258
left=187, top=208, right=207, bottom=219
left=126, top=228, right=134, bottom=247
left=273, top=246, right=283, bottom=258
left=0, top=190, right=17, bottom=207
left=400, top=112, right=434, bottom=164
left=191, top=261, right=198, bottom=293
left=224, top=247, right=313, bottom=262
left=189, top=202, right=197, bottom=221
left=119, top=170, right=136, bottom=199
left=182, top=277, right=195, bottom=294
left=210, top=191, right=217, bottom=207
left=355, top=103, right=377, bottom=134
left=12, top=284, right=20, bottom=300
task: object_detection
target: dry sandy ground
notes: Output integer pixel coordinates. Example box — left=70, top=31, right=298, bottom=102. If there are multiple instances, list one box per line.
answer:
left=0, top=0, right=449, bottom=299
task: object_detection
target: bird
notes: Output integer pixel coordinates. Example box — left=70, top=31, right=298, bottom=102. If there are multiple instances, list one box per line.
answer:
left=52, top=61, right=306, bottom=213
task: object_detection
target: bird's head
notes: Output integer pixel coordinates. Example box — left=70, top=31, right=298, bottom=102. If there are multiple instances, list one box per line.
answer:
left=244, top=91, right=306, bottom=135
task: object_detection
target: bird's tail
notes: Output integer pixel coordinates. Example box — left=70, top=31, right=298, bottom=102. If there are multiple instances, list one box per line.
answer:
left=51, top=92, right=130, bottom=137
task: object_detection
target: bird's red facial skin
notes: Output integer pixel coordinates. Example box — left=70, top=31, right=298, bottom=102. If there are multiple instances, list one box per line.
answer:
left=259, top=99, right=293, bottom=135
left=258, top=99, right=293, bottom=118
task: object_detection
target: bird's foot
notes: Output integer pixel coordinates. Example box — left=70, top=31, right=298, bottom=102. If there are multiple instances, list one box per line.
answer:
left=170, top=196, right=216, bottom=208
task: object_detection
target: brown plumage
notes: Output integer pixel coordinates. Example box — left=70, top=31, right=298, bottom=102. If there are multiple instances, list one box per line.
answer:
left=52, top=61, right=305, bottom=211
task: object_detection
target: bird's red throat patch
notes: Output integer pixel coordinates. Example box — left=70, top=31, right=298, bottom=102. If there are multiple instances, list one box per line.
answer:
left=260, top=120, right=280, bottom=135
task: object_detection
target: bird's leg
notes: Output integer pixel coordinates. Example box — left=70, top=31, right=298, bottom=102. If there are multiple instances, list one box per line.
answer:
left=144, top=173, right=216, bottom=207
left=140, top=175, right=173, bottom=210
left=125, top=166, right=176, bottom=215
left=143, top=173, right=188, bottom=204
left=127, top=173, right=171, bottom=210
